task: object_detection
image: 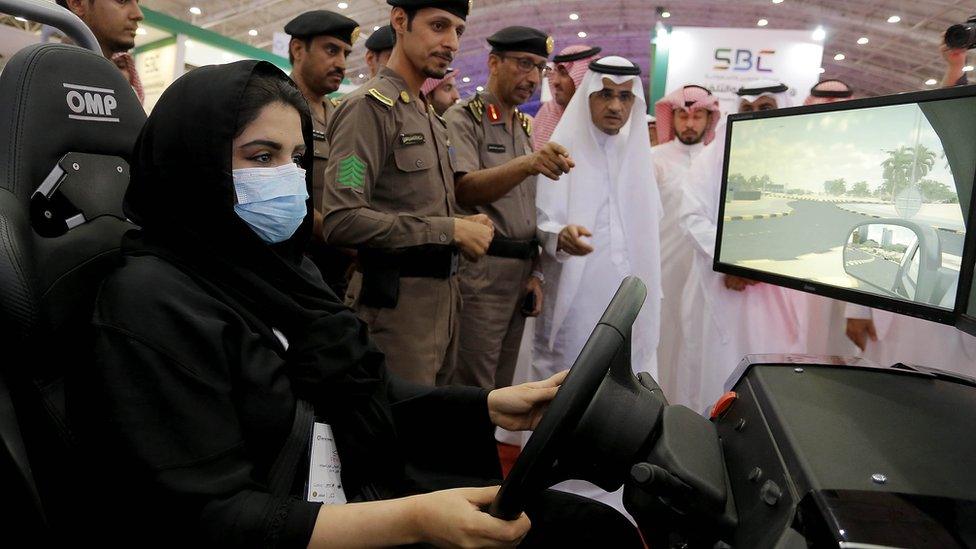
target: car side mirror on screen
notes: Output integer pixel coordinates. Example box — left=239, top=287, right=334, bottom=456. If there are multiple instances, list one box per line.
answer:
left=844, top=220, right=945, bottom=305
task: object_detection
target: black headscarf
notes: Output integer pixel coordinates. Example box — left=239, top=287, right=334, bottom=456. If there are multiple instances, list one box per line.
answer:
left=123, top=60, right=403, bottom=497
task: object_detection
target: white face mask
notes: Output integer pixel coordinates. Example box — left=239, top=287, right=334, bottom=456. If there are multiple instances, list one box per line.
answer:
left=232, top=163, right=309, bottom=244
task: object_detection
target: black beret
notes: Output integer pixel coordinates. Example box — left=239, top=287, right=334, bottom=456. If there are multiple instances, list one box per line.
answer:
left=387, top=0, right=471, bottom=21
left=365, top=25, right=396, bottom=52
left=487, top=26, right=553, bottom=58
left=285, top=10, right=360, bottom=45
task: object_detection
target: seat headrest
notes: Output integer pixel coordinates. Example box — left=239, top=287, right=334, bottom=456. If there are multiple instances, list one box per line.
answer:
left=0, top=43, right=145, bottom=203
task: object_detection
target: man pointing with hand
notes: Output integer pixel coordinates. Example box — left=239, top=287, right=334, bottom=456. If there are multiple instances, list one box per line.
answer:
left=531, top=54, right=663, bottom=520
left=445, top=26, right=574, bottom=389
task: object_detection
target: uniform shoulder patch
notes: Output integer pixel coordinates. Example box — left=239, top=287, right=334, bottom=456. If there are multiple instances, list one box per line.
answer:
left=337, top=154, right=367, bottom=190
left=330, top=97, right=341, bottom=108
left=465, top=94, right=484, bottom=123
left=517, top=111, right=532, bottom=137
left=367, top=88, right=395, bottom=108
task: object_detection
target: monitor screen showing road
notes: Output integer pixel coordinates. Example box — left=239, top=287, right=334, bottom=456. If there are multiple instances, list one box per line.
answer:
left=718, top=95, right=976, bottom=312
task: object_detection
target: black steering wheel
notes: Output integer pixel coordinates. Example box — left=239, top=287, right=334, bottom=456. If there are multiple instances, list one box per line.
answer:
left=488, top=276, right=650, bottom=520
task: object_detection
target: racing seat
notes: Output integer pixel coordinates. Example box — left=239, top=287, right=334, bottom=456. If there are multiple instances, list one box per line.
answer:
left=0, top=42, right=145, bottom=537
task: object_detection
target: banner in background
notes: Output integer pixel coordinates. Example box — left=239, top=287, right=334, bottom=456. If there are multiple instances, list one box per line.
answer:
left=135, top=43, right=178, bottom=112
left=664, top=27, right=823, bottom=114
left=272, top=32, right=290, bottom=58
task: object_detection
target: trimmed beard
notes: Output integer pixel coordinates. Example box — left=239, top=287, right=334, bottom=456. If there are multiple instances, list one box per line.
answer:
left=677, top=130, right=705, bottom=145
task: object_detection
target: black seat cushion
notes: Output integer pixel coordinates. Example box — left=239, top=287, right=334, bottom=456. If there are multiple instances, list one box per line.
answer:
left=0, top=42, right=145, bottom=534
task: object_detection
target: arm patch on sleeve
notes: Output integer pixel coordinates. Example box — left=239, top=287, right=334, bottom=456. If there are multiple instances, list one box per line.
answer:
left=337, top=154, right=367, bottom=190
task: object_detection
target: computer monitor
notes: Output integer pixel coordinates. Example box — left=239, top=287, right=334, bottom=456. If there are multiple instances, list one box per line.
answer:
left=715, top=85, right=976, bottom=328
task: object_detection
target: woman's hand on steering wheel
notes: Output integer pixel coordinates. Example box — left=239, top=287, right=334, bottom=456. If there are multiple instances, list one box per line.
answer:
left=487, top=370, right=569, bottom=431
left=411, top=487, right=530, bottom=548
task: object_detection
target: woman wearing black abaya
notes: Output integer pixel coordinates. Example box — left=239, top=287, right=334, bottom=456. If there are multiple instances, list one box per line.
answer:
left=76, top=60, right=643, bottom=548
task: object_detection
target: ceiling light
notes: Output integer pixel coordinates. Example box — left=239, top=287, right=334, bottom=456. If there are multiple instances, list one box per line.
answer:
left=14, top=16, right=27, bottom=22
left=925, top=78, right=938, bottom=86
left=817, top=67, right=826, bottom=74
left=757, top=19, right=768, bottom=27
left=661, top=11, right=671, bottom=18
left=834, top=53, right=845, bottom=61
left=188, top=6, right=202, bottom=15
left=964, top=65, right=974, bottom=72
left=136, top=27, right=147, bottom=35
left=772, top=0, right=784, bottom=3
left=812, top=26, right=825, bottom=41
left=569, top=13, right=579, bottom=20
left=462, top=76, right=471, bottom=83
left=476, top=85, right=484, bottom=92
left=857, top=37, right=869, bottom=45
left=248, top=29, right=258, bottom=36
left=577, top=31, right=587, bottom=38
left=887, top=15, right=900, bottom=23
left=373, top=25, right=380, bottom=31
left=358, top=73, right=365, bottom=78
left=337, top=2, right=348, bottom=9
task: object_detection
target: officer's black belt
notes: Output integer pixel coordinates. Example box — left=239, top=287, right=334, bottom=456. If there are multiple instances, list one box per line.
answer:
left=487, top=237, right=540, bottom=260
left=359, top=245, right=460, bottom=279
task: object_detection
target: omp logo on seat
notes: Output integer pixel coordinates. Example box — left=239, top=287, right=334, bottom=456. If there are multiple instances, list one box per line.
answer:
left=63, top=83, right=119, bottom=122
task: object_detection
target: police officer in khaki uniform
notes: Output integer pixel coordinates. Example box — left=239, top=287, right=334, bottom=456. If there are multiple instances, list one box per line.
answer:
left=286, top=10, right=359, bottom=296
left=364, top=24, right=396, bottom=78
left=321, top=0, right=494, bottom=385
left=445, top=27, right=575, bottom=389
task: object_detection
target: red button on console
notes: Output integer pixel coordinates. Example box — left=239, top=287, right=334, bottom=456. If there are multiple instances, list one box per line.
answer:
left=710, top=391, right=738, bottom=420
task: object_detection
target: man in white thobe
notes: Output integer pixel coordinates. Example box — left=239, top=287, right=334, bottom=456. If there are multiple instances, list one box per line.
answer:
left=835, top=69, right=974, bottom=377
left=652, top=85, right=720, bottom=184
left=845, top=299, right=976, bottom=376
left=531, top=55, right=663, bottom=523
left=675, top=81, right=807, bottom=415
left=789, top=78, right=865, bottom=356
left=651, top=85, right=721, bottom=397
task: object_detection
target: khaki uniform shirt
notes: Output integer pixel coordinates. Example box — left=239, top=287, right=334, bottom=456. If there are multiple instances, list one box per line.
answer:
left=443, top=92, right=537, bottom=389
left=444, top=92, right=536, bottom=240
left=319, top=67, right=462, bottom=385
left=311, top=98, right=338, bottom=213
left=321, top=67, right=457, bottom=249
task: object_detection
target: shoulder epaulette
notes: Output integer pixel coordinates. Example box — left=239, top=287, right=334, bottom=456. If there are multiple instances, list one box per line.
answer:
left=517, top=110, right=532, bottom=137
left=330, top=97, right=341, bottom=108
left=465, top=93, right=484, bottom=123
left=367, top=88, right=395, bottom=108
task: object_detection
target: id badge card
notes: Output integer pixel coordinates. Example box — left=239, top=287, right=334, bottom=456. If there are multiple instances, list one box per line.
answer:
left=306, top=422, right=347, bottom=504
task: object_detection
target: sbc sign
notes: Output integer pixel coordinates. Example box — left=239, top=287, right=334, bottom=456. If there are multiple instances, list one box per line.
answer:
left=713, top=48, right=775, bottom=72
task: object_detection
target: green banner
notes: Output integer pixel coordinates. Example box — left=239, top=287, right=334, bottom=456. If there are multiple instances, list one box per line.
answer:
left=140, top=7, right=290, bottom=71
left=649, top=25, right=671, bottom=110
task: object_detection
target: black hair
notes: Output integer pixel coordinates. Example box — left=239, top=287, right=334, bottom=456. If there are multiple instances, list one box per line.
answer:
left=287, top=36, right=313, bottom=65
left=404, top=7, right=418, bottom=31
left=234, top=71, right=310, bottom=138
left=56, top=0, right=95, bottom=9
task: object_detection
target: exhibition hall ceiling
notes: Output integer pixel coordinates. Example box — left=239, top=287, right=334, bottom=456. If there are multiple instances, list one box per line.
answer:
left=2, top=0, right=972, bottom=97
